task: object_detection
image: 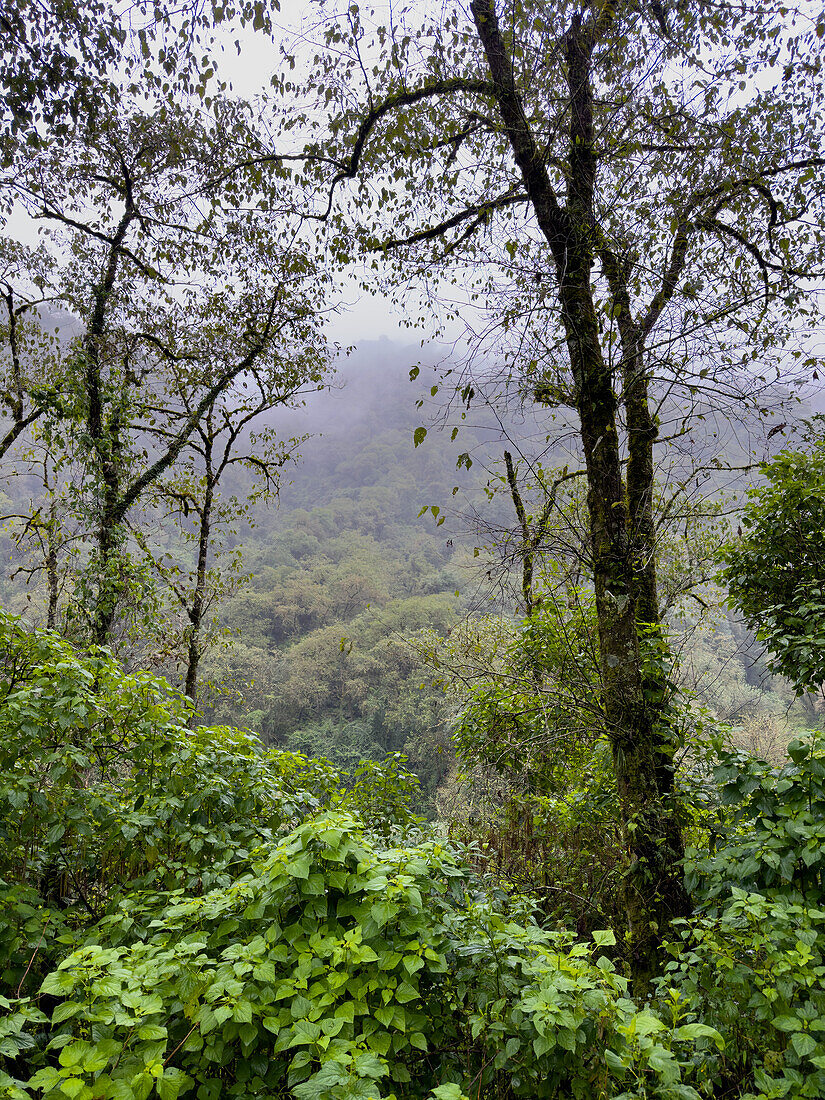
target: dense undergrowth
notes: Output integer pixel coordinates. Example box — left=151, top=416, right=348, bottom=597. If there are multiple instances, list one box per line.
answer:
left=2, top=611, right=825, bottom=1100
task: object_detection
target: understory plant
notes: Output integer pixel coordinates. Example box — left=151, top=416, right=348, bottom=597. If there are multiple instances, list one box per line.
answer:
left=7, top=612, right=825, bottom=1099
left=0, top=611, right=420, bottom=995
left=4, top=813, right=724, bottom=1100
left=0, top=611, right=730, bottom=1100
left=663, top=733, right=825, bottom=1099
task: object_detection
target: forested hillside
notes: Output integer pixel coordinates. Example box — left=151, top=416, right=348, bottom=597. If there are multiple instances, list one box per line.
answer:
left=197, top=346, right=817, bottom=790
left=3, top=338, right=808, bottom=796
left=2, top=1, right=825, bottom=1099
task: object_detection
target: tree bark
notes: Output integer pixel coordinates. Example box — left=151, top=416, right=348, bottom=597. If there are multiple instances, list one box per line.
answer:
left=471, top=0, right=691, bottom=993
left=184, top=439, right=215, bottom=707
left=504, top=450, right=536, bottom=616
left=46, top=497, right=59, bottom=631
left=82, top=206, right=134, bottom=646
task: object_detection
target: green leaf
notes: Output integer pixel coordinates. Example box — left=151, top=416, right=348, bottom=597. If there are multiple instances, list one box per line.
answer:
left=52, top=1001, right=82, bottom=1024
left=630, top=1013, right=665, bottom=1037
left=59, top=1080, right=87, bottom=1099
left=158, top=1068, right=192, bottom=1100
left=774, top=1015, right=803, bottom=1033
left=59, top=1041, right=93, bottom=1068
left=791, top=1031, right=818, bottom=1057
left=647, top=1046, right=680, bottom=1086
left=430, top=1086, right=468, bottom=1100
left=28, top=1068, right=62, bottom=1090
left=673, top=1023, right=724, bottom=1050
left=293, top=1062, right=348, bottom=1100
left=394, top=981, right=419, bottom=1004
left=137, top=1025, right=167, bottom=1041
left=592, top=929, right=616, bottom=948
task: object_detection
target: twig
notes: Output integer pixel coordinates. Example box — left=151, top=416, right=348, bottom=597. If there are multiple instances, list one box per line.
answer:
left=16, top=915, right=50, bottom=998
left=164, top=1022, right=199, bottom=1067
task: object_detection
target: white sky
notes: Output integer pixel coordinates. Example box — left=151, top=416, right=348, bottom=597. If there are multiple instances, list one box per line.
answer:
left=208, top=7, right=441, bottom=346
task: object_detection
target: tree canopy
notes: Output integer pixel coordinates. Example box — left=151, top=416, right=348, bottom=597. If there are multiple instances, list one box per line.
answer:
left=721, top=423, right=825, bottom=695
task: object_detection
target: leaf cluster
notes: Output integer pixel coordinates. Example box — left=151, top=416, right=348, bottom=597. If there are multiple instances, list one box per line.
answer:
left=3, top=809, right=725, bottom=1100
left=661, top=732, right=825, bottom=1096
left=720, top=430, right=825, bottom=694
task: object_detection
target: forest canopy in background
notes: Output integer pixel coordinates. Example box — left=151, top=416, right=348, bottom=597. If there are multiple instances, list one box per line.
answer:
left=1, top=0, right=825, bottom=1097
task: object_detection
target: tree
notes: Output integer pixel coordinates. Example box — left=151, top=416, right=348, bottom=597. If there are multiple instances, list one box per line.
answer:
left=0, top=0, right=121, bottom=167
left=1, top=0, right=336, bottom=651
left=272, top=0, right=825, bottom=989
left=4, top=99, right=332, bottom=647
left=138, top=368, right=323, bottom=707
left=721, top=422, right=825, bottom=696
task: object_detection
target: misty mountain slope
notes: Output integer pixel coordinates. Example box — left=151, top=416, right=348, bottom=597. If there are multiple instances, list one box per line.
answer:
left=188, top=343, right=812, bottom=792
left=1, top=335, right=814, bottom=793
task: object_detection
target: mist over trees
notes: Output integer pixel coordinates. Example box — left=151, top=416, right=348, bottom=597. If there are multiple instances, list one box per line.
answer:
left=1, top=2, right=825, bottom=1099
left=279, top=0, right=825, bottom=987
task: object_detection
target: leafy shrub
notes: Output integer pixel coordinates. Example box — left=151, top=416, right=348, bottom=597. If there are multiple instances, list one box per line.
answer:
left=6, top=814, right=723, bottom=1100
left=11, top=611, right=824, bottom=1100
left=0, top=614, right=307, bottom=983
left=684, top=733, right=825, bottom=905
left=663, top=732, right=825, bottom=1098
left=664, top=891, right=825, bottom=1100
left=719, top=428, right=825, bottom=693
left=446, top=597, right=629, bottom=937
left=0, top=612, right=420, bottom=995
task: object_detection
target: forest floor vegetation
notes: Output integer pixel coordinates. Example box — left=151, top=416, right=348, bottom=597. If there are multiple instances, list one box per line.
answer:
left=2, top=611, right=825, bottom=1100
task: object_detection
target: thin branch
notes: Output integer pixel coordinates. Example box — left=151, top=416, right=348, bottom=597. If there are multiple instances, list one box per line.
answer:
left=376, top=189, right=527, bottom=252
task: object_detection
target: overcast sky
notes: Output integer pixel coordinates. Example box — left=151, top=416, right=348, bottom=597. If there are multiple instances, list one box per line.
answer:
left=207, top=5, right=453, bottom=347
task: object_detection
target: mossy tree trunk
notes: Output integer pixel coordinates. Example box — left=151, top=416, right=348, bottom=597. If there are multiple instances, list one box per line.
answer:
left=471, top=0, right=691, bottom=993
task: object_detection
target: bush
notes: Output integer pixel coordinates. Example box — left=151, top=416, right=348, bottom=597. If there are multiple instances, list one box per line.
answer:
left=0, top=612, right=420, bottom=994
left=664, top=891, right=825, bottom=1099
left=6, top=813, right=723, bottom=1100
left=663, top=731, right=825, bottom=1098
left=9, top=611, right=825, bottom=1100
left=684, top=733, right=825, bottom=905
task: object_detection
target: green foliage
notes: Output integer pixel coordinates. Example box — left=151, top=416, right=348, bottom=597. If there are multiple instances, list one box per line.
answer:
left=205, top=497, right=463, bottom=798
left=5, top=813, right=723, bottom=1100
left=285, top=719, right=387, bottom=773
left=662, top=732, right=825, bottom=1098
left=685, top=732, right=825, bottom=904
left=8, top=611, right=825, bottom=1099
left=453, top=591, right=600, bottom=783
left=664, top=891, right=825, bottom=1100
left=0, top=611, right=422, bottom=995
left=15, top=814, right=459, bottom=1100
left=720, top=429, right=825, bottom=693
left=445, top=597, right=625, bottom=934
left=454, top=592, right=599, bottom=788
left=0, top=611, right=739, bottom=1100
left=0, top=611, right=306, bottom=986
left=336, top=756, right=424, bottom=835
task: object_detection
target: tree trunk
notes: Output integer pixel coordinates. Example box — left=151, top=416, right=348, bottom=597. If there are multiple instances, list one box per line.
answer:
left=184, top=442, right=215, bottom=708
left=602, top=246, right=691, bottom=926
left=82, top=209, right=134, bottom=647
left=504, top=450, right=536, bottom=616
left=46, top=498, right=59, bottom=631
left=471, top=0, right=690, bottom=993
